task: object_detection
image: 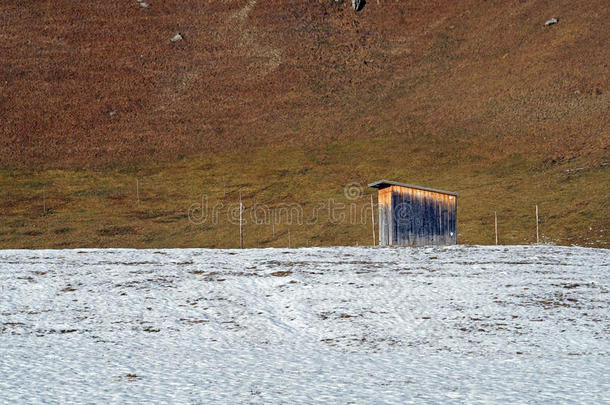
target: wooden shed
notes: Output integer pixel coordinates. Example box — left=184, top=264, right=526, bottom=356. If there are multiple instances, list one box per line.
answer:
left=369, top=180, right=458, bottom=246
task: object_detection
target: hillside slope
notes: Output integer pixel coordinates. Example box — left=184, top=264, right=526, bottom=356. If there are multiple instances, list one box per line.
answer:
left=0, top=0, right=608, bottom=247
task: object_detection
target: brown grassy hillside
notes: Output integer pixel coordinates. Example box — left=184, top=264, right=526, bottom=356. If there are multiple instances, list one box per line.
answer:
left=0, top=0, right=608, bottom=248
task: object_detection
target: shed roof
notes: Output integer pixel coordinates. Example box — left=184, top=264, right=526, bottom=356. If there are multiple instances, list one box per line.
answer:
left=368, top=180, right=458, bottom=197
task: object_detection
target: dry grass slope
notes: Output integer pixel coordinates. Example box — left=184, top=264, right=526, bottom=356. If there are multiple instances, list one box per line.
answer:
left=0, top=0, right=608, bottom=247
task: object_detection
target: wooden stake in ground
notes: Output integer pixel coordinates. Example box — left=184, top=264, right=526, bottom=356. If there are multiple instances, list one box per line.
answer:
left=272, top=215, right=275, bottom=238
left=370, top=194, right=376, bottom=246
left=43, top=186, right=46, bottom=215
left=239, top=189, right=244, bottom=249
left=495, top=211, right=498, bottom=245
left=536, top=204, right=540, bottom=243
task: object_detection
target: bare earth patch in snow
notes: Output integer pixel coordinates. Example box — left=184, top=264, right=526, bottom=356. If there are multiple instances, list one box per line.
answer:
left=0, top=246, right=608, bottom=403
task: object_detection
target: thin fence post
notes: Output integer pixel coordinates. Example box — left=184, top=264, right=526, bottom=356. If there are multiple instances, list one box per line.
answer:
left=239, top=189, right=244, bottom=249
left=495, top=211, right=498, bottom=245
left=536, top=204, right=540, bottom=243
left=370, top=194, right=376, bottom=246
left=43, top=186, right=46, bottom=215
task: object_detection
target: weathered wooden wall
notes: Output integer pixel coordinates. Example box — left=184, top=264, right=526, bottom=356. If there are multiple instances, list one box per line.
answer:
left=378, top=187, right=393, bottom=245
left=378, top=185, right=457, bottom=246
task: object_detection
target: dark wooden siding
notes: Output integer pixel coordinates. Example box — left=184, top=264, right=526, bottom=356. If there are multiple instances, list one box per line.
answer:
left=378, top=185, right=457, bottom=246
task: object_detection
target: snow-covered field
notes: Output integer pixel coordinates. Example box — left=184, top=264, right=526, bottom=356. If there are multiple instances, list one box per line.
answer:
left=1, top=246, right=608, bottom=404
